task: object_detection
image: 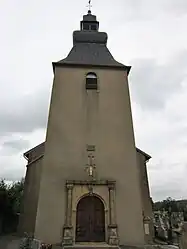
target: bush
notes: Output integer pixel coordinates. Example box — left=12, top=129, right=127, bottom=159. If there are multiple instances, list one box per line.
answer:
left=0, top=178, right=24, bottom=234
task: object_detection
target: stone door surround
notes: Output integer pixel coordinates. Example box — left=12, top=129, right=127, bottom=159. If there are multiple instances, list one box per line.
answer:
left=62, top=180, right=119, bottom=246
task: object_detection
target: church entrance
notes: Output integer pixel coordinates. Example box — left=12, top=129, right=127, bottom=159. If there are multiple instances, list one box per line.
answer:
left=76, top=195, right=105, bottom=242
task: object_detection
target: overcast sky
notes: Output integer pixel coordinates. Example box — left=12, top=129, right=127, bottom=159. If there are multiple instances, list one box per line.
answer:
left=0, top=0, right=187, bottom=201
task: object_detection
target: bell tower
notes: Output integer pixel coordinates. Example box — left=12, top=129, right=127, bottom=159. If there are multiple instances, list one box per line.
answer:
left=33, top=9, right=147, bottom=247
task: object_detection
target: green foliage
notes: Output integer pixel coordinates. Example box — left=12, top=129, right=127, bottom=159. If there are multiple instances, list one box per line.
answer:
left=7, top=179, right=24, bottom=214
left=162, top=197, right=178, bottom=212
left=0, top=178, right=24, bottom=233
left=154, top=197, right=187, bottom=220
left=0, top=179, right=8, bottom=214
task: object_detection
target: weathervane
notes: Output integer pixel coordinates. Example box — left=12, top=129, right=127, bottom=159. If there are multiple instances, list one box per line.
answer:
left=87, top=0, right=92, bottom=12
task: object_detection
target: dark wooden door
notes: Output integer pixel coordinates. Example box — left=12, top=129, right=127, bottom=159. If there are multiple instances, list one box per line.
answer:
left=76, top=195, right=105, bottom=242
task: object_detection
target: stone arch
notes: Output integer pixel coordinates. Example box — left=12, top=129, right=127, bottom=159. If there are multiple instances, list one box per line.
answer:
left=75, top=192, right=107, bottom=211
left=75, top=194, right=105, bottom=242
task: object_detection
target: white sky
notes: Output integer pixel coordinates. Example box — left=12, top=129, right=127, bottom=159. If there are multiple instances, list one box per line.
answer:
left=0, top=0, right=187, bottom=201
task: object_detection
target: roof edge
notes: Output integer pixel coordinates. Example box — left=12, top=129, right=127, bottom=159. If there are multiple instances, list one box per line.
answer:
left=136, top=147, right=151, bottom=161
left=24, top=142, right=45, bottom=159
left=27, top=155, right=44, bottom=167
left=24, top=142, right=151, bottom=162
left=52, top=62, right=131, bottom=75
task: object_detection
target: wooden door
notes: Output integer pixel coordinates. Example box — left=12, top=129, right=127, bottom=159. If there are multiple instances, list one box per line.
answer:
left=76, top=195, right=105, bottom=242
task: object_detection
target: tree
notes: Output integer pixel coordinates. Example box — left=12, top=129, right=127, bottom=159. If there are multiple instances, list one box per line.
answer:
left=154, top=197, right=179, bottom=212
left=7, top=179, right=24, bottom=214
left=161, top=197, right=179, bottom=212
left=0, top=180, right=8, bottom=215
left=0, top=178, right=24, bottom=234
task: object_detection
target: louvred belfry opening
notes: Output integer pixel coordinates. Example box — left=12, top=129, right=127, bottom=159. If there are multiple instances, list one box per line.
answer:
left=86, top=72, right=97, bottom=90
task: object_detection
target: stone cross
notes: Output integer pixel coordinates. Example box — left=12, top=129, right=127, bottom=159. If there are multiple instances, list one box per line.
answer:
left=87, top=0, right=92, bottom=11
left=85, top=153, right=96, bottom=178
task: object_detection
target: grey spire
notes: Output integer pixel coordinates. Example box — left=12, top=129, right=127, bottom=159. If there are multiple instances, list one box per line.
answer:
left=80, top=9, right=99, bottom=32
left=53, top=10, right=131, bottom=73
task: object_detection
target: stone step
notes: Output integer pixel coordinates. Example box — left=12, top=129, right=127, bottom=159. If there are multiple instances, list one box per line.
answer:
left=120, top=246, right=178, bottom=249
left=54, top=245, right=178, bottom=249
left=62, top=245, right=119, bottom=249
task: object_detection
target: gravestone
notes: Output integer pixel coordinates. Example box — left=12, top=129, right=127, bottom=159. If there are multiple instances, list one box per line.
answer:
left=180, top=222, right=187, bottom=249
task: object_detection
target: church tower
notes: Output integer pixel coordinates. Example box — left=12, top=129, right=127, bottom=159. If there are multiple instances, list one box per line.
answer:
left=20, top=9, right=153, bottom=247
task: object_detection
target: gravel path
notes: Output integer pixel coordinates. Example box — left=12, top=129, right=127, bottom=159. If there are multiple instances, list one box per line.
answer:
left=0, top=235, right=21, bottom=249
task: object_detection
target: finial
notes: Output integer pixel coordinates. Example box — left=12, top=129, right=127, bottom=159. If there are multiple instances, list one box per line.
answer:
left=87, top=0, right=92, bottom=13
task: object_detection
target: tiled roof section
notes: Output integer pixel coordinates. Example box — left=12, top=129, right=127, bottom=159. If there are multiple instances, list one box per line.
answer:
left=73, top=30, right=108, bottom=46
left=73, top=31, right=106, bottom=44
left=53, top=13, right=131, bottom=72
left=56, top=42, right=128, bottom=70
left=24, top=142, right=151, bottom=163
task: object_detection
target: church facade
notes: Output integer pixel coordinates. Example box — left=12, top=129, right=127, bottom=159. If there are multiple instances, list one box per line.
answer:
left=19, top=10, right=154, bottom=247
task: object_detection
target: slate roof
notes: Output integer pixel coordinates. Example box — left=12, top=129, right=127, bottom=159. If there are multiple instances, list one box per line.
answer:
left=53, top=12, right=131, bottom=73
left=55, top=41, right=129, bottom=70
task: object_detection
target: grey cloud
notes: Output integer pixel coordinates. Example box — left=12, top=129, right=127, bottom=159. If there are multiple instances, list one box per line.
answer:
left=149, top=171, right=185, bottom=201
left=129, top=50, right=187, bottom=110
left=0, top=150, right=26, bottom=181
left=148, top=158, right=187, bottom=201
left=0, top=85, right=51, bottom=134
left=117, top=0, right=187, bottom=21
left=161, top=0, right=187, bottom=15
left=2, top=139, right=29, bottom=152
left=151, top=186, right=183, bottom=202
left=0, top=166, right=25, bottom=182
left=0, top=0, right=187, bottom=201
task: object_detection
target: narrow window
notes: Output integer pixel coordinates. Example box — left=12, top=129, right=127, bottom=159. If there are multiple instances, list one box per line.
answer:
left=86, top=73, right=97, bottom=90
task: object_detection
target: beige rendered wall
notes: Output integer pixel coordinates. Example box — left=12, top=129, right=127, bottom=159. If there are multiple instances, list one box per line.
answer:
left=34, top=66, right=145, bottom=245
left=136, top=152, right=154, bottom=243
left=19, top=157, right=42, bottom=235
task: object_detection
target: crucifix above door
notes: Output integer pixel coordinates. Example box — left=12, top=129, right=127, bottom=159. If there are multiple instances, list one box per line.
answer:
left=85, top=153, right=96, bottom=178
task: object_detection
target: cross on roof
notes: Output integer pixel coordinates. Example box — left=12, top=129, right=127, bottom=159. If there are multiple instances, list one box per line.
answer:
left=87, top=0, right=92, bottom=12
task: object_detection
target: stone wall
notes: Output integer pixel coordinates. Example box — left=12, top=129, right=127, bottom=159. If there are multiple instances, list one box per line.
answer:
left=18, top=156, right=43, bottom=236
left=181, top=222, right=187, bottom=249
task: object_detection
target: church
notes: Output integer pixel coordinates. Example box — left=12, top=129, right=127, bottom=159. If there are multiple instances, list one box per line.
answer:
left=19, top=9, right=154, bottom=248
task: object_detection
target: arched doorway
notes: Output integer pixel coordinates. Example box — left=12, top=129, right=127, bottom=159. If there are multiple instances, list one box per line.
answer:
left=76, top=195, right=105, bottom=242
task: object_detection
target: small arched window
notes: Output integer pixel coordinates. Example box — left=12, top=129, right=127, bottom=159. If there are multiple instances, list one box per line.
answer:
left=86, top=72, right=97, bottom=90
